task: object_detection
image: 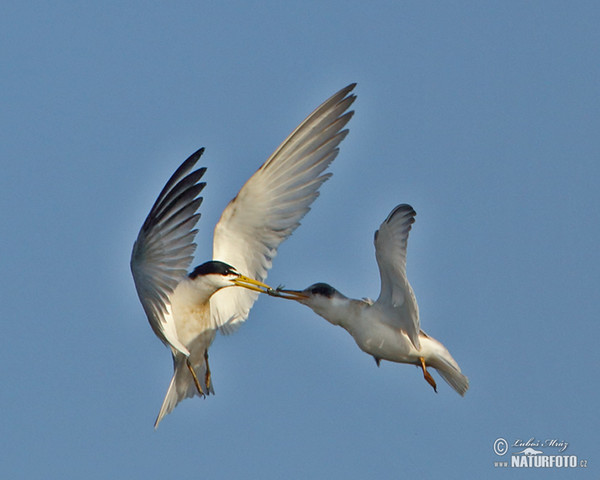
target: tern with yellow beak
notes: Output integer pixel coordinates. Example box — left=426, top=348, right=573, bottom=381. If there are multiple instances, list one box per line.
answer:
left=131, top=84, right=356, bottom=427
left=268, top=204, right=468, bottom=396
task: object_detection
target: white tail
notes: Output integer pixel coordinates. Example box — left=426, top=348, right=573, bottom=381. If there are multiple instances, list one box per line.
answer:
left=154, top=353, right=214, bottom=428
left=432, top=356, right=469, bottom=396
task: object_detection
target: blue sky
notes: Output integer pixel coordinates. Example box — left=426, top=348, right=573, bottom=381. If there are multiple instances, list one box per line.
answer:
left=2, top=2, right=598, bottom=478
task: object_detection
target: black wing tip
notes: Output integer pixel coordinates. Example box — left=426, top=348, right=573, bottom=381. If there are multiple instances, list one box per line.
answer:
left=190, top=146, right=205, bottom=159
left=179, top=147, right=206, bottom=172
left=177, top=148, right=206, bottom=178
left=386, top=204, right=416, bottom=223
left=331, top=83, right=357, bottom=108
left=388, top=203, right=417, bottom=219
left=142, top=150, right=208, bottom=229
left=344, top=82, right=357, bottom=92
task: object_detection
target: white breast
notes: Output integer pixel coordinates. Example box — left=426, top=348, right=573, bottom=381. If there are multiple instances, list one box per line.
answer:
left=169, top=279, right=215, bottom=347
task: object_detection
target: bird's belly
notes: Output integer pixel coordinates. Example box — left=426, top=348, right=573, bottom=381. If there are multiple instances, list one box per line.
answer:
left=172, top=302, right=215, bottom=349
left=352, top=323, right=418, bottom=365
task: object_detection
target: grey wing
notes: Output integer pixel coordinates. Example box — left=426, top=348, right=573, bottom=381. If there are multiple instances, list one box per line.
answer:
left=374, top=204, right=421, bottom=349
left=211, top=84, right=356, bottom=334
left=130, top=148, right=207, bottom=355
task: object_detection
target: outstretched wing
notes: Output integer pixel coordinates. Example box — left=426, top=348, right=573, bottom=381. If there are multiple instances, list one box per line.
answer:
left=374, top=204, right=421, bottom=349
left=130, top=148, right=207, bottom=355
left=211, top=84, right=356, bottom=334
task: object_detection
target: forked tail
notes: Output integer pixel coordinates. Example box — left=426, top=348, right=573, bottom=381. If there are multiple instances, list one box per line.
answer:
left=432, top=356, right=469, bottom=396
left=154, top=353, right=214, bottom=428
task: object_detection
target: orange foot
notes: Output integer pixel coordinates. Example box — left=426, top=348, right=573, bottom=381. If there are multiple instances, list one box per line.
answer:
left=204, top=350, right=212, bottom=393
left=187, top=358, right=205, bottom=397
left=419, top=356, right=437, bottom=393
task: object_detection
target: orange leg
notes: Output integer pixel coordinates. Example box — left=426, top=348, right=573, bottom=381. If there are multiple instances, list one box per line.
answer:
left=187, top=358, right=205, bottom=397
left=419, top=357, right=437, bottom=393
left=204, top=350, right=212, bottom=393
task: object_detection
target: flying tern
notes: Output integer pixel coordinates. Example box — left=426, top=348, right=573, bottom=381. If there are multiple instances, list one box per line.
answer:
left=268, top=204, right=468, bottom=396
left=131, top=84, right=356, bottom=426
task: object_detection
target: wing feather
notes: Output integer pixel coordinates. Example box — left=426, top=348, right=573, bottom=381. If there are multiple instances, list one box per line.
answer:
left=374, top=204, right=421, bottom=349
left=211, top=84, right=356, bottom=333
left=130, top=148, right=207, bottom=355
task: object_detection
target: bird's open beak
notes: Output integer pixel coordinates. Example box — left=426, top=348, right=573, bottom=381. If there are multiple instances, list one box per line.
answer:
left=231, top=275, right=273, bottom=293
left=266, top=287, right=309, bottom=300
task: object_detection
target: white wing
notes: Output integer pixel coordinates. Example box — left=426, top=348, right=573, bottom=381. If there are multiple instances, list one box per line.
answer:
left=374, top=204, right=421, bottom=349
left=211, top=84, right=356, bottom=333
left=130, top=148, right=207, bottom=355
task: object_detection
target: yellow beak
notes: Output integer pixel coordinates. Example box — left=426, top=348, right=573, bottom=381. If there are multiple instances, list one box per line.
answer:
left=231, top=275, right=273, bottom=293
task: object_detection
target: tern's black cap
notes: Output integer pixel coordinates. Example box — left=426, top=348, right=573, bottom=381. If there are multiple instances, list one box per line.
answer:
left=308, top=283, right=337, bottom=298
left=189, top=261, right=237, bottom=279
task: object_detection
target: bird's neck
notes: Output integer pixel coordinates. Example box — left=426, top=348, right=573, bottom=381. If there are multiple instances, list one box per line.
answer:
left=313, top=297, right=366, bottom=330
left=172, top=277, right=223, bottom=308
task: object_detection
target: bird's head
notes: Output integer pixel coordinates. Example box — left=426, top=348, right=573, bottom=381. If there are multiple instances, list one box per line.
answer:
left=189, top=261, right=271, bottom=293
left=268, top=282, right=349, bottom=322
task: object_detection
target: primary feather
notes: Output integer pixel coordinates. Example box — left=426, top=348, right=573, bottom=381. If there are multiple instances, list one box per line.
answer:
left=211, top=84, right=356, bottom=334
left=131, top=148, right=207, bottom=356
left=130, top=84, right=356, bottom=426
left=374, top=204, right=421, bottom=349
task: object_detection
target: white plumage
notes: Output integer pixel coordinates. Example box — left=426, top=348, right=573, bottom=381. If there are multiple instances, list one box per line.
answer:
left=270, top=204, right=469, bottom=396
left=131, top=84, right=356, bottom=427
